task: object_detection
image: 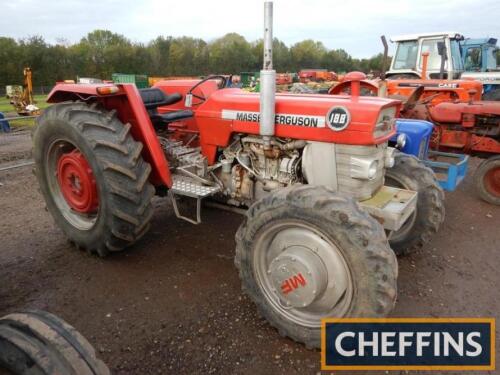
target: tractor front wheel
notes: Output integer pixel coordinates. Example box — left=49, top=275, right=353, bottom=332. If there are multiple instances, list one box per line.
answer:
left=474, top=155, right=500, bottom=205
left=33, top=102, right=155, bottom=256
left=235, top=185, right=397, bottom=348
left=385, top=152, right=445, bottom=255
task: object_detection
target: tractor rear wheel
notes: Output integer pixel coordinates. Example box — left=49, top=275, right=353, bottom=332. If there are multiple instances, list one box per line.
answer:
left=33, top=102, right=155, bottom=256
left=474, top=155, right=500, bottom=205
left=0, top=310, right=109, bottom=375
left=385, top=152, right=445, bottom=255
left=235, top=185, right=397, bottom=348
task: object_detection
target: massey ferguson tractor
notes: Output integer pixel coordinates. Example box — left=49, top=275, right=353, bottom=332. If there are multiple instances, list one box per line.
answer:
left=32, top=2, right=444, bottom=348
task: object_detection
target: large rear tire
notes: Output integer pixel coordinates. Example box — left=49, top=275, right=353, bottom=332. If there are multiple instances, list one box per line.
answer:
left=0, top=310, right=109, bottom=375
left=33, top=102, right=155, bottom=256
left=474, top=155, right=500, bottom=205
left=235, top=185, right=397, bottom=348
left=385, top=152, right=445, bottom=255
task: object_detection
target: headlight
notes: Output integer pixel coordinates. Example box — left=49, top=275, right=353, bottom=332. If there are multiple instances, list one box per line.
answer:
left=396, top=133, right=407, bottom=149
left=350, top=157, right=379, bottom=180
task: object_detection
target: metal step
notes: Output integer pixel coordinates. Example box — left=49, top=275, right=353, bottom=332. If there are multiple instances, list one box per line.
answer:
left=171, top=176, right=220, bottom=198
left=169, top=175, right=221, bottom=224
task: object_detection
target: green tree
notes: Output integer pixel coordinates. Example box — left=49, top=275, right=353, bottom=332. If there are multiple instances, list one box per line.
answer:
left=251, top=38, right=291, bottom=71
left=168, top=37, right=208, bottom=75
left=208, top=33, right=255, bottom=73
left=78, top=30, right=134, bottom=78
left=321, top=49, right=354, bottom=73
left=290, top=40, right=327, bottom=69
left=0, top=37, right=22, bottom=86
left=147, top=36, right=172, bottom=75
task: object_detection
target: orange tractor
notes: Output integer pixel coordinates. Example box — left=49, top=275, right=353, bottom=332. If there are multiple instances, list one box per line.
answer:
left=32, top=3, right=445, bottom=347
left=330, top=37, right=500, bottom=205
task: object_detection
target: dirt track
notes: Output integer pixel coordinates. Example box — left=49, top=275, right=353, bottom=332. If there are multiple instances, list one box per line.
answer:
left=0, top=152, right=499, bottom=374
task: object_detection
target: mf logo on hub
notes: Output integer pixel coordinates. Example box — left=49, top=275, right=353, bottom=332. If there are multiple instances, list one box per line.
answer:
left=281, top=273, right=307, bottom=295
left=321, top=318, right=495, bottom=371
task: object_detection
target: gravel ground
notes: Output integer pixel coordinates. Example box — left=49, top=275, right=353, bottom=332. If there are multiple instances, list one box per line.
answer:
left=0, top=152, right=498, bottom=374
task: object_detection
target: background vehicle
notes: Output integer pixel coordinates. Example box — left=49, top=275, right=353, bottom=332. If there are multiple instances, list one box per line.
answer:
left=387, top=32, right=499, bottom=100
left=32, top=2, right=444, bottom=348
left=10, top=67, right=40, bottom=115
left=331, top=37, right=500, bottom=205
left=298, top=69, right=336, bottom=82
left=391, top=119, right=468, bottom=191
left=460, top=38, right=500, bottom=100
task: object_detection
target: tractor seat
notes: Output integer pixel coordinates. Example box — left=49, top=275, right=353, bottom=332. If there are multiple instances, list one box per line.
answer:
left=154, top=110, right=194, bottom=123
left=139, top=88, right=182, bottom=110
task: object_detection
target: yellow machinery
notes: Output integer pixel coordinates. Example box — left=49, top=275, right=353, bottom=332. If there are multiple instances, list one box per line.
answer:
left=10, top=67, right=39, bottom=115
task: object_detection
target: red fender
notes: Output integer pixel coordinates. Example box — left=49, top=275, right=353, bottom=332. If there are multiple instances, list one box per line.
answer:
left=46, top=83, right=172, bottom=187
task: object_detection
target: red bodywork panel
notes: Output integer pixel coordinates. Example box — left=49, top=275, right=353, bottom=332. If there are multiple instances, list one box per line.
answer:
left=428, top=101, right=500, bottom=154
left=47, top=83, right=172, bottom=187
left=429, top=101, right=500, bottom=124
left=330, top=76, right=500, bottom=157
left=193, top=89, right=399, bottom=164
left=47, top=81, right=401, bottom=185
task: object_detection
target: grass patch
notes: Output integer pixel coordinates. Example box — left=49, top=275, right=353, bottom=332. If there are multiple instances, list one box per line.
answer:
left=0, top=94, right=50, bottom=129
left=0, top=94, right=50, bottom=113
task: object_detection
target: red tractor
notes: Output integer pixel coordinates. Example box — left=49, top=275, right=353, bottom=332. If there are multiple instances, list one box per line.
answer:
left=32, top=3, right=444, bottom=348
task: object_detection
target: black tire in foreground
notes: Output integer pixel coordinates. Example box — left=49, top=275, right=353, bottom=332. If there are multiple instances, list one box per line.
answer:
left=474, top=155, right=500, bottom=205
left=235, top=185, right=398, bottom=348
left=33, top=102, right=155, bottom=256
left=0, top=310, right=109, bottom=375
left=385, top=152, right=445, bottom=255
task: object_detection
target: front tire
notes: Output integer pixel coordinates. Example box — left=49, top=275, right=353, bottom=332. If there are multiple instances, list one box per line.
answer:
left=385, top=152, right=445, bottom=255
left=474, top=155, right=500, bottom=205
left=235, top=185, right=397, bottom=348
left=33, top=102, right=155, bottom=256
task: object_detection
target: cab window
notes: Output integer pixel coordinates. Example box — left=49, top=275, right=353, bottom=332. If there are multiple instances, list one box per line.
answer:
left=419, top=39, right=447, bottom=70
left=464, top=47, right=482, bottom=71
left=450, top=40, right=464, bottom=71
left=485, top=47, right=498, bottom=70
left=393, top=41, right=418, bottom=69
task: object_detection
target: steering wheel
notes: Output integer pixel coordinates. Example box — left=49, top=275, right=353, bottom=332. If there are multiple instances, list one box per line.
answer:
left=187, top=75, right=228, bottom=103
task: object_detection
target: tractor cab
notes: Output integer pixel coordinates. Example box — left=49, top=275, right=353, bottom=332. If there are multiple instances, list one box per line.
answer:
left=387, top=32, right=465, bottom=79
left=460, top=38, right=498, bottom=72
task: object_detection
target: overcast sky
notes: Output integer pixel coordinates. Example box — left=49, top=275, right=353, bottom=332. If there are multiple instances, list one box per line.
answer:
left=1, top=0, right=499, bottom=58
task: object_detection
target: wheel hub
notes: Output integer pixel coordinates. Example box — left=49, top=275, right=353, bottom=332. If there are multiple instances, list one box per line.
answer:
left=484, top=166, right=500, bottom=197
left=57, top=150, right=98, bottom=213
left=269, top=246, right=328, bottom=308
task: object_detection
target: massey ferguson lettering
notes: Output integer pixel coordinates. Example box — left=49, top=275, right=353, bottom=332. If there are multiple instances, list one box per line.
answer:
left=222, top=110, right=326, bottom=128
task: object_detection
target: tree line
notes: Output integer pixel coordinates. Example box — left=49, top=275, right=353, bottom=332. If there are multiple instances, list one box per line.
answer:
left=0, top=30, right=388, bottom=87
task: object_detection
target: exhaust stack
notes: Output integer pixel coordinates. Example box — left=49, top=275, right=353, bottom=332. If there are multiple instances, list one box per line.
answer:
left=260, top=1, right=276, bottom=149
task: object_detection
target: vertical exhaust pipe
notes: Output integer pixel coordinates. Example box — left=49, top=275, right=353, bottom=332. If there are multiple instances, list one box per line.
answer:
left=260, top=1, right=276, bottom=149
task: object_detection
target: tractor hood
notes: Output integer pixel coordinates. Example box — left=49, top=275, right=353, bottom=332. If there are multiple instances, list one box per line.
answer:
left=194, top=88, right=401, bottom=146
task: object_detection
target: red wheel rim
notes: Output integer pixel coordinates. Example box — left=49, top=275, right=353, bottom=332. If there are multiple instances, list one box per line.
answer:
left=57, top=150, right=98, bottom=213
left=484, top=165, right=500, bottom=198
